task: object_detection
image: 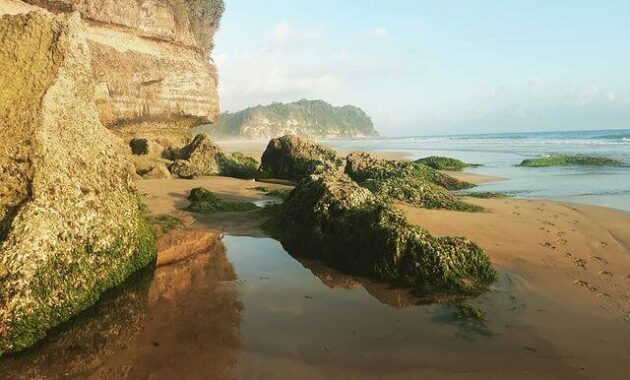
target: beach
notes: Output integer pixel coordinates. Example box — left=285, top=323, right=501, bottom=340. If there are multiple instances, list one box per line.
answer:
left=1, top=145, right=628, bottom=380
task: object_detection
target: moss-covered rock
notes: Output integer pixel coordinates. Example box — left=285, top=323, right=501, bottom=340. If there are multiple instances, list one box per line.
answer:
left=218, top=152, right=258, bottom=179
left=186, top=187, right=258, bottom=214
left=273, top=172, right=496, bottom=294
left=257, top=135, right=342, bottom=181
left=167, top=133, right=223, bottom=178
left=346, top=152, right=474, bottom=190
left=344, top=152, right=479, bottom=211
left=518, top=155, right=623, bottom=167
left=0, top=12, right=156, bottom=355
left=415, top=156, right=478, bottom=171
left=363, top=177, right=483, bottom=212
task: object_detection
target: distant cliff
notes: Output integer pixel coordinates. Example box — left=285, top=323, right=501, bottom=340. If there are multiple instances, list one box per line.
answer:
left=204, top=100, right=379, bottom=139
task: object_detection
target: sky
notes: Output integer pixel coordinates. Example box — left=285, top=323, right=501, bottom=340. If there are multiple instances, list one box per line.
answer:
left=213, top=0, right=630, bottom=136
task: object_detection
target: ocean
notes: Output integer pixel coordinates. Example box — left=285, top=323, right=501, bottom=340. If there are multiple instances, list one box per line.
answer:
left=324, top=129, right=630, bottom=212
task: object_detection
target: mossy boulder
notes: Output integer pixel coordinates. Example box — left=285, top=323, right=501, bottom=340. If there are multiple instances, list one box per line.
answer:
left=518, top=155, right=623, bottom=167
left=167, top=133, right=223, bottom=178
left=165, top=134, right=259, bottom=179
left=415, top=156, right=478, bottom=171
left=273, top=172, right=496, bottom=294
left=346, top=152, right=473, bottom=190
left=257, top=135, right=342, bottom=181
left=218, top=152, right=259, bottom=179
left=344, top=152, right=479, bottom=211
left=186, top=187, right=258, bottom=214
left=0, top=12, right=156, bottom=355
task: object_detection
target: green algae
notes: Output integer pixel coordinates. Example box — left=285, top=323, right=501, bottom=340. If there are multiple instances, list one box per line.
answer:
left=415, top=156, right=479, bottom=171
left=518, top=155, right=623, bottom=167
left=218, top=152, right=258, bottom=179
left=453, top=303, right=486, bottom=322
left=271, top=173, right=496, bottom=295
left=0, top=208, right=156, bottom=355
left=344, top=152, right=480, bottom=211
left=185, top=187, right=258, bottom=214
left=251, top=186, right=292, bottom=200
left=460, top=191, right=512, bottom=199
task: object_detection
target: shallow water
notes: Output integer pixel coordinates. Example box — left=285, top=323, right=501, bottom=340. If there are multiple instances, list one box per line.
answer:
left=1, top=234, right=609, bottom=380
left=324, top=129, right=630, bottom=211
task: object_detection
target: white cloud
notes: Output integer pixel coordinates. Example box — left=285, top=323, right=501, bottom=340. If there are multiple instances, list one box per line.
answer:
left=369, top=27, right=389, bottom=39
left=270, top=21, right=324, bottom=47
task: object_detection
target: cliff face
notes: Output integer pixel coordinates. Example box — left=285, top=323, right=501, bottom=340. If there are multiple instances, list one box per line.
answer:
left=0, top=11, right=155, bottom=354
left=205, top=99, right=379, bottom=139
left=3, top=0, right=224, bottom=144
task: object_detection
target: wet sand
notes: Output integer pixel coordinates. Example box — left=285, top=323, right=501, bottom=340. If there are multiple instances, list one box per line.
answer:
left=136, top=172, right=630, bottom=379
left=1, top=170, right=628, bottom=379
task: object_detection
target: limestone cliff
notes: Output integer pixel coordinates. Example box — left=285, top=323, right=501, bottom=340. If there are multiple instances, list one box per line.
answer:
left=2, top=0, right=224, bottom=145
left=0, top=11, right=155, bottom=354
left=204, top=99, right=379, bottom=139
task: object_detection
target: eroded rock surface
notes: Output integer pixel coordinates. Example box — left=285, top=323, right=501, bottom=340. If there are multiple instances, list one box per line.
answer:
left=0, top=12, right=155, bottom=354
left=275, top=172, right=496, bottom=294
left=257, top=135, right=341, bottom=181
left=2, top=0, right=224, bottom=140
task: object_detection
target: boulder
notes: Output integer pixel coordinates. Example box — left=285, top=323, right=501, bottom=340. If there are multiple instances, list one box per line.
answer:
left=167, top=133, right=222, bottom=178
left=0, top=12, right=155, bottom=354
left=275, top=172, right=496, bottom=294
left=344, top=152, right=480, bottom=211
left=257, top=135, right=341, bottom=181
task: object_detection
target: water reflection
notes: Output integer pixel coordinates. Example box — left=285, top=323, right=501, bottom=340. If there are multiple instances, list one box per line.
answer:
left=0, top=230, right=242, bottom=380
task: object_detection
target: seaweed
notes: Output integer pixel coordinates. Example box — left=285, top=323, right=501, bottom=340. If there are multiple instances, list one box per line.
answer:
left=415, top=156, right=479, bottom=171
left=518, top=155, right=623, bottom=167
left=345, top=152, right=481, bottom=211
left=218, top=152, right=258, bottom=179
left=271, top=172, right=496, bottom=295
left=185, top=187, right=258, bottom=214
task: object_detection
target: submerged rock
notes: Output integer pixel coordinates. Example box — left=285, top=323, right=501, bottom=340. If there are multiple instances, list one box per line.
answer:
left=0, top=12, right=156, bottom=354
left=274, top=172, right=496, bottom=294
left=345, top=152, right=479, bottom=211
left=257, top=135, right=341, bottom=181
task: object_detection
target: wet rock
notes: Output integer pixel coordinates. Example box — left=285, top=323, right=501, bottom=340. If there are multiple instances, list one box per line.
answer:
left=257, top=135, right=341, bottom=181
left=345, top=152, right=480, bottom=211
left=0, top=12, right=156, bottom=354
left=274, top=172, right=496, bottom=294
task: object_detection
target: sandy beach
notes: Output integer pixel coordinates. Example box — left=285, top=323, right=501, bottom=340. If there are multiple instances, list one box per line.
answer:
left=131, top=160, right=630, bottom=379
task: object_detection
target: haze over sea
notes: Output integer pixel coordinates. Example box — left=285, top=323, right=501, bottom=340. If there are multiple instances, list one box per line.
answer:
left=325, top=129, right=630, bottom=212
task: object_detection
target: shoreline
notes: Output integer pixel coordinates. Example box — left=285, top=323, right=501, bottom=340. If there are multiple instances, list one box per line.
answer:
left=135, top=170, right=630, bottom=379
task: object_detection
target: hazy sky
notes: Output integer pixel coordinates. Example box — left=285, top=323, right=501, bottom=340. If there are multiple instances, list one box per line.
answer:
left=214, top=0, right=630, bottom=136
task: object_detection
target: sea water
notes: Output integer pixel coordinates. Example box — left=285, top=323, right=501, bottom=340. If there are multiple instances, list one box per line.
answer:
left=324, top=129, right=630, bottom=212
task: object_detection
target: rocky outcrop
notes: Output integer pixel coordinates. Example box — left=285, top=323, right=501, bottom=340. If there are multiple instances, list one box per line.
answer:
left=257, top=135, right=342, bottom=181
left=344, top=152, right=480, bottom=211
left=274, top=172, right=496, bottom=294
left=166, top=133, right=222, bottom=178
left=0, top=12, right=156, bottom=354
left=204, top=99, right=379, bottom=139
left=2, top=0, right=224, bottom=141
